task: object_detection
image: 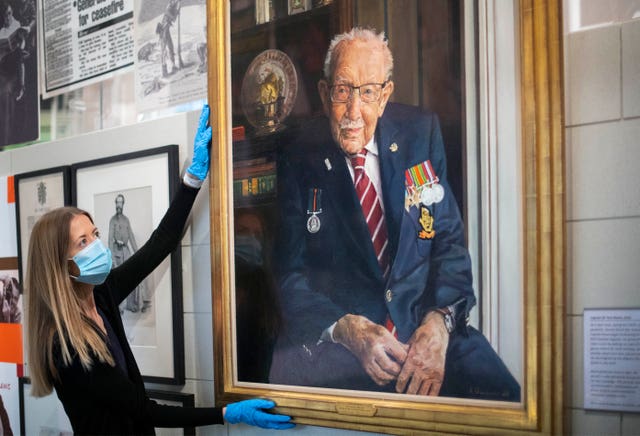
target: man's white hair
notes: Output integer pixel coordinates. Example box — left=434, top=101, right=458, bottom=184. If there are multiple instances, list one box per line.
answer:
left=323, top=27, right=394, bottom=82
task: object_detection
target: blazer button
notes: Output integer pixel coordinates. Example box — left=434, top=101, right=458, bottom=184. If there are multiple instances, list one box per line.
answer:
left=385, top=289, right=393, bottom=302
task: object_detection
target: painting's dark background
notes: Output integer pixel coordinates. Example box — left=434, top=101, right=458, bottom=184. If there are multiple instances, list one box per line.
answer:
left=230, top=0, right=467, bottom=383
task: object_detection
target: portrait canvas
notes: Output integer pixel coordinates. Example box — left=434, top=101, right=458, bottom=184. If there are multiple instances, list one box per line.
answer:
left=225, top=0, right=522, bottom=400
left=208, top=0, right=565, bottom=433
left=71, top=145, right=184, bottom=383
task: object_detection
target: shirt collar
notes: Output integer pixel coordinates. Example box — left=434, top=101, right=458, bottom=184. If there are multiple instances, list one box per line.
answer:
left=364, top=137, right=378, bottom=157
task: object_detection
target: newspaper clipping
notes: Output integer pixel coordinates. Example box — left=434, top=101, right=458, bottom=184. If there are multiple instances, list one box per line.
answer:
left=42, top=0, right=134, bottom=97
left=134, top=0, right=207, bottom=113
left=0, top=0, right=38, bottom=149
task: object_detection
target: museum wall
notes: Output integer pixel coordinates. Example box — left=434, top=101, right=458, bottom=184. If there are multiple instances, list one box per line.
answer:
left=563, top=4, right=640, bottom=435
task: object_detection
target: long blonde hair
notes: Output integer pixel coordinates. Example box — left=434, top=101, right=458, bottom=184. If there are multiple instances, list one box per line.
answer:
left=26, top=207, right=114, bottom=397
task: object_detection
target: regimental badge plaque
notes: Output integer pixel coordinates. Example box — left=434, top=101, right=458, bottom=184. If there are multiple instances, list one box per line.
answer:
left=240, top=49, right=298, bottom=136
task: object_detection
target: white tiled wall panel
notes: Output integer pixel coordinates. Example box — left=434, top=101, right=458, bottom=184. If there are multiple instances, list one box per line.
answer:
left=184, top=312, right=215, bottom=381
left=566, top=25, right=621, bottom=126
left=622, top=19, right=640, bottom=118
left=568, top=217, right=640, bottom=314
left=566, top=119, right=640, bottom=221
left=182, top=244, right=213, bottom=314
left=622, top=413, right=640, bottom=435
left=567, top=316, right=585, bottom=409
left=570, top=409, right=621, bottom=436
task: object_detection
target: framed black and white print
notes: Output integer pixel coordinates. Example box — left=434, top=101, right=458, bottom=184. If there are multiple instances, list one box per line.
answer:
left=147, top=390, right=196, bottom=435
left=19, top=377, right=73, bottom=436
left=14, top=166, right=71, bottom=285
left=71, top=144, right=184, bottom=384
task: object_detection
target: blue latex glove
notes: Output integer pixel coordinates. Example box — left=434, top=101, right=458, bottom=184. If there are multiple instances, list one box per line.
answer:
left=224, top=399, right=294, bottom=430
left=187, top=104, right=212, bottom=181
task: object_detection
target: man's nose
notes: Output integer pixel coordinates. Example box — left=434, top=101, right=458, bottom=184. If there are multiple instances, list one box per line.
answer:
left=345, top=90, right=362, bottom=118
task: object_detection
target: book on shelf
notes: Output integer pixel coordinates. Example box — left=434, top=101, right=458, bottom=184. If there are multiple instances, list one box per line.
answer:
left=233, top=173, right=277, bottom=198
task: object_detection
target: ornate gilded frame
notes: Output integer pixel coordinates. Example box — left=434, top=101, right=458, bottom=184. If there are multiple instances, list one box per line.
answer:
left=207, top=0, right=564, bottom=433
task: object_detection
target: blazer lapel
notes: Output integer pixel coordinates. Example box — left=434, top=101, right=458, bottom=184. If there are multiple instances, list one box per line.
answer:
left=310, top=145, right=382, bottom=279
left=377, top=115, right=405, bottom=267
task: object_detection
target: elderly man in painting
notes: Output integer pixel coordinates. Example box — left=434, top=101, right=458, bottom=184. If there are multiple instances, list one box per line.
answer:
left=270, top=27, right=520, bottom=401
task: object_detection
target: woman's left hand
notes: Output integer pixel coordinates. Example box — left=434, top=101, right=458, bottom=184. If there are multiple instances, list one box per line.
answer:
left=186, top=104, right=212, bottom=181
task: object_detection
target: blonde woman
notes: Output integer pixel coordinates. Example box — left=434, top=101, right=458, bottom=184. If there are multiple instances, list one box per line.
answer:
left=25, top=105, right=293, bottom=435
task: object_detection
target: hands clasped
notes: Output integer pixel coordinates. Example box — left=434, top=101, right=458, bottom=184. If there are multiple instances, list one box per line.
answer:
left=333, top=312, right=449, bottom=395
left=224, top=399, right=294, bottom=430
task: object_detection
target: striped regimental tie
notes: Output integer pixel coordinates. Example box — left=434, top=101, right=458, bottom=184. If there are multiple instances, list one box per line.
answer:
left=350, top=151, right=397, bottom=337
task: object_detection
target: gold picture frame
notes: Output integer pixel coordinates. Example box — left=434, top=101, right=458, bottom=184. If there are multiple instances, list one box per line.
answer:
left=207, top=0, right=564, bottom=433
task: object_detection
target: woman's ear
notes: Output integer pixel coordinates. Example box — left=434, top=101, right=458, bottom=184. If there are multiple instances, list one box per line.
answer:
left=67, top=259, right=80, bottom=277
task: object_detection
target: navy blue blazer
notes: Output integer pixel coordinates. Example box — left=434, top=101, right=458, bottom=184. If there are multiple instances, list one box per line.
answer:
left=274, top=103, right=476, bottom=348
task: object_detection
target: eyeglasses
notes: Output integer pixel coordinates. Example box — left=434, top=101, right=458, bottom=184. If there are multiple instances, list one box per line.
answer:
left=328, top=81, right=388, bottom=104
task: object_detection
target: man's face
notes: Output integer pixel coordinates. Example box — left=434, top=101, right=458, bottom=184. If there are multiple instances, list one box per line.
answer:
left=115, top=197, right=124, bottom=214
left=319, top=40, right=394, bottom=155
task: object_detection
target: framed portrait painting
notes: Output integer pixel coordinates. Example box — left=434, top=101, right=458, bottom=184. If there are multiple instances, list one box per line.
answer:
left=208, top=0, right=564, bottom=434
left=14, top=166, right=71, bottom=285
left=71, top=144, right=184, bottom=384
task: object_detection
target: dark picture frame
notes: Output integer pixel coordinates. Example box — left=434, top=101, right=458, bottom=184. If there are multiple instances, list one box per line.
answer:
left=70, top=144, right=184, bottom=384
left=207, top=0, right=565, bottom=434
left=14, top=166, right=71, bottom=285
left=147, top=390, right=196, bottom=435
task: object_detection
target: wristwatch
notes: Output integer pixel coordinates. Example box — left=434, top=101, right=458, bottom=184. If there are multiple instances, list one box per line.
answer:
left=434, top=305, right=456, bottom=334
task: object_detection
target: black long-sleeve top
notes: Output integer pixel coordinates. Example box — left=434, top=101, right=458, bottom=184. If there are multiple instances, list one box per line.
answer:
left=52, top=182, right=223, bottom=435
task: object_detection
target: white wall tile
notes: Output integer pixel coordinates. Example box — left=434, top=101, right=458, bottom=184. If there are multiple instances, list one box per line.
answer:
left=622, top=413, right=640, bottom=435
left=184, top=312, right=214, bottom=381
left=0, top=152, right=10, bottom=175
left=566, top=119, right=640, bottom=221
left=567, top=316, right=585, bottom=409
left=10, top=112, right=192, bottom=175
left=566, top=25, right=621, bottom=126
left=568, top=217, right=640, bottom=314
left=622, top=19, right=640, bottom=118
left=182, top=244, right=212, bottom=313
left=570, top=409, right=621, bottom=436
left=190, top=183, right=212, bottom=246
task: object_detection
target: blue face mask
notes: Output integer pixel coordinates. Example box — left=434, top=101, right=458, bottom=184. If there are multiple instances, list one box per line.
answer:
left=235, top=234, right=263, bottom=267
left=70, top=239, right=113, bottom=285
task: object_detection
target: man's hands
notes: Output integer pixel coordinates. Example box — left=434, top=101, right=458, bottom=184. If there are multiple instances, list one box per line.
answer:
left=334, top=312, right=449, bottom=395
left=333, top=314, right=408, bottom=386
left=396, top=311, right=449, bottom=395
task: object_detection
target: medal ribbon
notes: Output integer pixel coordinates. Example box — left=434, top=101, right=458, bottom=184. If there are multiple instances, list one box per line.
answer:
left=307, top=188, right=322, bottom=213
left=406, top=160, right=439, bottom=188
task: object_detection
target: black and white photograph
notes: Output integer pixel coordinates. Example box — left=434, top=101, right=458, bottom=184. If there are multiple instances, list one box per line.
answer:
left=94, top=187, right=155, bottom=344
left=71, top=145, right=184, bottom=384
left=0, top=258, right=21, bottom=324
left=0, top=0, right=38, bottom=149
left=19, top=377, right=73, bottom=436
left=14, top=167, right=71, bottom=284
left=135, top=0, right=207, bottom=113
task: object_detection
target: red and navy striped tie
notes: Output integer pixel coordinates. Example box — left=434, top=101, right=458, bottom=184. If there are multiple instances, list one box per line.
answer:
left=350, top=151, right=396, bottom=336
